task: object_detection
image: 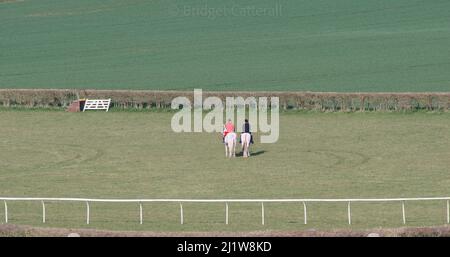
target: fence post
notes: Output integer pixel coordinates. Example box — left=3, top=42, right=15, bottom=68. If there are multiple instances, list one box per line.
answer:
left=4, top=201, right=7, bottom=224
left=139, top=203, right=143, bottom=225
left=447, top=200, right=449, bottom=224
left=402, top=201, right=406, bottom=224
left=41, top=201, right=46, bottom=223
left=180, top=203, right=184, bottom=225
left=303, top=202, right=307, bottom=225
left=225, top=203, right=229, bottom=225
left=261, top=202, right=265, bottom=225
left=86, top=201, right=90, bottom=225
left=347, top=202, right=351, bottom=225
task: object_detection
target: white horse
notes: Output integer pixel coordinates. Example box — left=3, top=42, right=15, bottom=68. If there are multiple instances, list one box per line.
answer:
left=224, top=132, right=237, bottom=158
left=240, top=133, right=251, bottom=158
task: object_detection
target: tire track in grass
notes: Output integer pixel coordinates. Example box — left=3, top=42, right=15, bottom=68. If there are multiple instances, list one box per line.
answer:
left=299, top=149, right=370, bottom=169
left=0, top=141, right=105, bottom=173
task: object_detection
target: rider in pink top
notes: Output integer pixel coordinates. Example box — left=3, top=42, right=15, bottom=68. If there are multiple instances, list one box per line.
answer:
left=223, top=119, right=235, bottom=143
left=224, top=119, right=234, bottom=135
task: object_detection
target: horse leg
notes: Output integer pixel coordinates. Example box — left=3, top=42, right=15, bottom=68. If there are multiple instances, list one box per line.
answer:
left=244, top=136, right=250, bottom=157
left=244, top=138, right=249, bottom=157
left=241, top=135, right=246, bottom=157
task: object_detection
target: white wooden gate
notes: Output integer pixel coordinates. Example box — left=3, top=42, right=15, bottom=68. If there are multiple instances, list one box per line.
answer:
left=83, top=99, right=111, bottom=112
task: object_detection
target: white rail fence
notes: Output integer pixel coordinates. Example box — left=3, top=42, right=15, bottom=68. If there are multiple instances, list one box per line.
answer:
left=1, top=197, right=450, bottom=226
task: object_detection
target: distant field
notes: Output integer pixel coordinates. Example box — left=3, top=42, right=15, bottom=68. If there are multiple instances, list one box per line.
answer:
left=1, top=0, right=450, bottom=91
left=1, top=110, right=450, bottom=232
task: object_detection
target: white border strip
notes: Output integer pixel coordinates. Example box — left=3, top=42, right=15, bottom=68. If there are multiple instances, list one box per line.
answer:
left=1, top=197, right=449, bottom=202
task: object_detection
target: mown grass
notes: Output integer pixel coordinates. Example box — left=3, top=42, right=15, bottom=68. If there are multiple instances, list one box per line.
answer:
left=0, top=110, right=450, bottom=232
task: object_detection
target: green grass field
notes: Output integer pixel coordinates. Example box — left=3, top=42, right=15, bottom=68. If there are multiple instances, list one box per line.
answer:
left=1, top=109, right=450, bottom=232
left=1, top=0, right=450, bottom=91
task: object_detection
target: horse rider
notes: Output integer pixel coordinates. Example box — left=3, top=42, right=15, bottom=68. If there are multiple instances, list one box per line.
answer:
left=223, top=119, right=235, bottom=143
left=241, top=119, right=254, bottom=144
